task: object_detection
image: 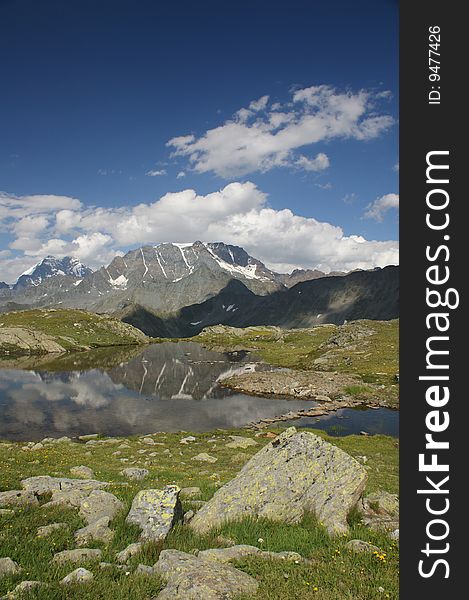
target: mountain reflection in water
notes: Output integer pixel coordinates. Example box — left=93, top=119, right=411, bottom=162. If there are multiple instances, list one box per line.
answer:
left=0, top=342, right=310, bottom=441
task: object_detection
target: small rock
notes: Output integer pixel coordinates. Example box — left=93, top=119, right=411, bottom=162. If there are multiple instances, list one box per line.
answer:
left=120, top=468, right=149, bottom=481
left=37, top=522, right=68, bottom=537
left=390, top=529, right=399, bottom=541
left=198, top=545, right=261, bottom=563
left=0, top=557, right=21, bottom=577
left=0, top=490, right=38, bottom=508
left=99, top=562, right=128, bottom=572
left=70, top=465, right=95, bottom=479
left=180, top=487, right=201, bottom=499
left=346, top=539, right=381, bottom=553
left=21, top=475, right=108, bottom=495
left=31, top=442, right=44, bottom=451
left=192, top=453, right=217, bottom=463
left=180, top=436, right=196, bottom=444
left=142, top=437, right=155, bottom=445
left=78, top=434, right=99, bottom=441
left=1, top=580, right=44, bottom=598
left=116, top=543, right=143, bottom=564
left=60, top=567, right=94, bottom=585
left=225, top=436, right=258, bottom=449
left=43, top=489, right=89, bottom=509
left=215, top=535, right=237, bottom=547
left=183, top=510, right=195, bottom=524
left=135, top=564, right=154, bottom=575
left=0, top=509, right=14, bottom=516
left=230, top=452, right=248, bottom=463
left=126, top=486, right=182, bottom=541
left=52, top=548, right=102, bottom=565
left=79, top=490, right=123, bottom=524
left=74, top=516, right=114, bottom=546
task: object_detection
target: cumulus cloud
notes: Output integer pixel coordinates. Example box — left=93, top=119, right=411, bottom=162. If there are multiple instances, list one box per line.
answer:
left=146, top=169, right=167, bottom=177
left=167, top=84, right=394, bottom=178
left=364, top=193, right=399, bottom=222
left=0, top=184, right=398, bottom=282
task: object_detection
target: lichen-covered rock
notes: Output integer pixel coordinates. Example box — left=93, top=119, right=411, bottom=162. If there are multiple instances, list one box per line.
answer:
left=190, top=427, right=367, bottom=536
left=116, top=542, right=143, bottom=564
left=120, top=468, right=149, bottom=481
left=70, top=465, right=95, bottom=479
left=79, top=490, right=123, bottom=524
left=74, top=516, right=114, bottom=546
left=0, top=557, right=21, bottom=577
left=126, top=486, right=182, bottom=541
left=0, top=490, right=38, bottom=508
left=52, top=549, right=102, bottom=565
left=153, top=549, right=258, bottom=600
left=60, top=568, right=94, bottom=585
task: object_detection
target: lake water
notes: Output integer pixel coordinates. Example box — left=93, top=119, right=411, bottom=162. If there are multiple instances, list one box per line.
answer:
left=0, top=342, right=398, bottom=441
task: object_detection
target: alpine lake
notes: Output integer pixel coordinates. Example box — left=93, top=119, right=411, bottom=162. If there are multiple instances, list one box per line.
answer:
left=0, top=341, right=398, bottom=441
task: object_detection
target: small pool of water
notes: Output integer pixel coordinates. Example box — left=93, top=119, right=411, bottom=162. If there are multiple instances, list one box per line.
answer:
left=283, top=407, right=399, bottom=437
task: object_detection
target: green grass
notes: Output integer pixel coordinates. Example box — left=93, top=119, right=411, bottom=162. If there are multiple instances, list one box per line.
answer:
left=0, top=309, right=148, bottom=355
left=0, top=428, right=398, bottom=599
left=197, top=320, right=399, bottom=407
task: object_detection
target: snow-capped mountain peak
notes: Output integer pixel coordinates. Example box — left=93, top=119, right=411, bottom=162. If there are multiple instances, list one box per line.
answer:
left=15, top=256, right=92, bottom=289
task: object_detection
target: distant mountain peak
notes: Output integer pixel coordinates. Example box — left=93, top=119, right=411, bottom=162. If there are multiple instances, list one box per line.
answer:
left=15, top=256, right=92, bottom=289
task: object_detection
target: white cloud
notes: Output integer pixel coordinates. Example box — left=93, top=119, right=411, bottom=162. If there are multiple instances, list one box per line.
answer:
left=364, top=193, right=399, bottom=222
left=146, top=169, right=167, bottom=177
left=167, top=84, right=394, bottom=178
left=0, top=184, right=398, bottom=282
left=295, top=153, right=330, bottom=172
left=176, top=171, right=186, bottom=179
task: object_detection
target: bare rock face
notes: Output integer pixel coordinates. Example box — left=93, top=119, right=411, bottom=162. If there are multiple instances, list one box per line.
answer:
left=189, top=427, right=367, bottom=536
left=153, top=549, right=259, bottom=600
left=0, top=327, right=66, bottom=354
left=125, top=486, right=182, bottom=542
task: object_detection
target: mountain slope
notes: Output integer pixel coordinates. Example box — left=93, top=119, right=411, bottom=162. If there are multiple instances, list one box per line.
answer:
left=121, top=265, right=399, bottom=336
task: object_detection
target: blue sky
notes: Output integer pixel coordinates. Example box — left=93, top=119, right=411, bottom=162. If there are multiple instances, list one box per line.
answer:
left=0, top=0, right=398, bottom=282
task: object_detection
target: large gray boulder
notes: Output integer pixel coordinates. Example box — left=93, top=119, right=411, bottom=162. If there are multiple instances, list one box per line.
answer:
left=125, top=486, right=182, bottom=541
left=153, top=549, right=258, bottom=600
left=189, top=427, right=367, bottom=536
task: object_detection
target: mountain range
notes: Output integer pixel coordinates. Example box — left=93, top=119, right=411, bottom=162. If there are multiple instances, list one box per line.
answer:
left=0, top=242, right=398, bottom=336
